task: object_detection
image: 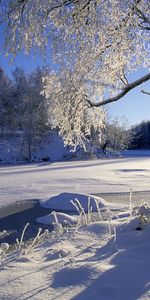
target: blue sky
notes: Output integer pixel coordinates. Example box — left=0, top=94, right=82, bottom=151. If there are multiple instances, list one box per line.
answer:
left=108, top=75, right=150, bottom=126
left=0, top=46, right=149, bottom=127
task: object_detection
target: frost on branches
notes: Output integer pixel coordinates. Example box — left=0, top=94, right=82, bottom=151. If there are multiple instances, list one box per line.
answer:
left=42, top=71, right=105, bottom=149
left=0, top=0, right=150, bottom=147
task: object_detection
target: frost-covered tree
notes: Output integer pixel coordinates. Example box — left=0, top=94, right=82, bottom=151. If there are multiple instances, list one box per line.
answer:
left=12, top=67, right=29, bottom=130
left=42, top=70, right=105, bottom=149
left=103, top=118, right=132, bottom=153
left=0, top=65, right=51, bottom=160
left=0, top=0, right=150, bottom=147
left=0, top=67, right=13, bottom=134
left=12, top=67, right=49, bottom=160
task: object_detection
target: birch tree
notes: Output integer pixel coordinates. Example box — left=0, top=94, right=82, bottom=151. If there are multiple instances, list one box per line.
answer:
left=0, top=0, right=149, bottom=147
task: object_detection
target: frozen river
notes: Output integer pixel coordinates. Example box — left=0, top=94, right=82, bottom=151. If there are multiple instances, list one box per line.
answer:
left=0, top=150, right=150, bottom=208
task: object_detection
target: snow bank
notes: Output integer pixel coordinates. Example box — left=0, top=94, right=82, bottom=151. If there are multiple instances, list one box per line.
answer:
left=37, top=211, right=77, bottom=225
left=40, top=192, right=108, bottom=212
left=0, top=131, right=70, bottom=163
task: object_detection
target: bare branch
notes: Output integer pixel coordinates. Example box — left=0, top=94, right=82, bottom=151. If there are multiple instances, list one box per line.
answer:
left=141, top=89, right=150, bottom=96
left=134, top=6, right=150, bottom=26
left=87, top=72, right=150, bottom=107
left=46, top=0, right=73, bottom=15
left=139, top=25, right=150, bottom=30
left=120, top=72, right=129, bottom=86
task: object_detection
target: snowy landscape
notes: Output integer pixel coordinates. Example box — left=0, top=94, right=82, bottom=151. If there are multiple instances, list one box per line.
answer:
left=0, top=151, right=150, bottom=300
left=0, top=0, right=150, bottom=299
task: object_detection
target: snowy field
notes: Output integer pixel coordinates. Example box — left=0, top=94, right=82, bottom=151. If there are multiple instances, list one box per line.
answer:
left=0, top=150, right=150, bottom=207
left=0, top=150, right=150, bottom=299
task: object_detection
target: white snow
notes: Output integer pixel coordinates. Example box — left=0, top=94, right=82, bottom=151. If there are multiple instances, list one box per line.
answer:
left=0, top=151, right=150, bottom=299
left=37, top=211, right=78, bottom=225
left=0, top=214, right=150, bottom=300
left=0, top=131, right=70, bottom=163
left=0, top=150, right=150, bottom=207
left=40, top=193, right=108, bottom=212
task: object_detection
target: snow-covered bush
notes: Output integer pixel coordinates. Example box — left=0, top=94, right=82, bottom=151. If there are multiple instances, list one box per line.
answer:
left=133, top=201, right=150, bottom=229
left=138, top=202, right=150, bottom=227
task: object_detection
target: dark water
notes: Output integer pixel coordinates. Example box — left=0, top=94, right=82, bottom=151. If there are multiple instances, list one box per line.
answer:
left=1, top=190, right=150, bottom=245
left=0, top=201, right=53, bottom=245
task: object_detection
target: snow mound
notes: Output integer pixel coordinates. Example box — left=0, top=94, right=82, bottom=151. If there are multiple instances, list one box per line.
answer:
left=112, top=216, right=141, bottom=232
left=79, top=222, right=109, bottom=237
left=40, top=192, right=108, bottom=212
left=36, top=212, right=77, bottom=225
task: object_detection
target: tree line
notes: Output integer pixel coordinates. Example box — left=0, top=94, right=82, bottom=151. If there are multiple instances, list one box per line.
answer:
left=130, top=121, right=150, bottom=149
left=0, top=66, right=50, bottom=160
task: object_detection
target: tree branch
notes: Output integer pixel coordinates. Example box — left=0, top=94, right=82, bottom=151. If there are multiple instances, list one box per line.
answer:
left=141, top=89, right=150, bottom=96
left=134, top=6, right=150, bottom=26
left=87, top=72, right=150, bottom=107
left=46, top=0, right=74, bottom=15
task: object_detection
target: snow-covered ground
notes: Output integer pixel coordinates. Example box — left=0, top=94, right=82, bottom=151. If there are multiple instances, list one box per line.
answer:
left=0, top=202, right=150, bottom=300
left=0, top=150, right=150, bottom=299
left=0, top=150, right=150, bottom=207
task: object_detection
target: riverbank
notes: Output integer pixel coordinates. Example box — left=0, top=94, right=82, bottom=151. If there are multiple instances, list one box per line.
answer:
left=1, top=190, right=150, bottom=245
